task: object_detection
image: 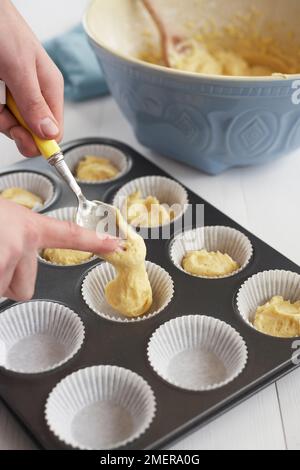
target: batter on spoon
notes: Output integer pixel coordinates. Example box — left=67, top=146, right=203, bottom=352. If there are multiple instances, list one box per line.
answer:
left=103, top=210, right=153, bottom=318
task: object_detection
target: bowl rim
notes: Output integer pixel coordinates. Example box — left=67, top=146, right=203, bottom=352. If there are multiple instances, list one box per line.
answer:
left=83, top=0, right=300, bottom=83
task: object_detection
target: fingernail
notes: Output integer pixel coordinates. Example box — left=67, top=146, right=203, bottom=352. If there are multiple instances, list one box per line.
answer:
left=97, top=234, right=110, bottom=241
left=40, top=117, right=59, bottom=138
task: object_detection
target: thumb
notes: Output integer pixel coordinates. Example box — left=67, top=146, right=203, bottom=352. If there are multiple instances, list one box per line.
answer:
left=6, top=70, right=59, bottom=140
left=37, top=214, right=121, bottom=255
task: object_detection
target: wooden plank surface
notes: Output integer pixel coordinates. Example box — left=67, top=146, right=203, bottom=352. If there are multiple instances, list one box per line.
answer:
left=169, top=386, right=286, bottom=450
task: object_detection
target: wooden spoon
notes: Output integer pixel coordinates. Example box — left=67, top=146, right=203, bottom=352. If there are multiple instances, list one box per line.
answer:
left=142, top=0, right=185, bottom=68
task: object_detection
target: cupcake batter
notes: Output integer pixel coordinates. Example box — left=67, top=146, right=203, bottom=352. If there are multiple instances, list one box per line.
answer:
left=42, top=248, right=93, bottom=266
left=168, top=41, right=274, bottom=76
left=254, top=296, right=300, bottom=338
left=126, top=190, right=174, bottom=227
left=182, top=249, right=239, bottom=277
left=103, top=210, right=153, bottom=317
left=75, top=156, right=119, bottom=182
left=141, top=12, right=300, bottom=77
left=1, top=187, right=43, bottom=210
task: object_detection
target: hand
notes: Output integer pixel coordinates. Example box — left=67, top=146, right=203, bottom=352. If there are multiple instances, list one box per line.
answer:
left=0, top=0, right=64, bottom=157
left=0, top=199, right=120, bottom=302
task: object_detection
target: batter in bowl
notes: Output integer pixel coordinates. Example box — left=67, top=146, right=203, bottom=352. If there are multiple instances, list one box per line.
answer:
left=182, top=249, right=239, bottom=277
left=1, top=187, right=43, bottom=210
left=103, top=209, right=153, bottom=317
left=168, top=40, right=274, bottom=76
left=141, top=9, right=300, bottom=77
left=254, top=296, right=300, bottom=338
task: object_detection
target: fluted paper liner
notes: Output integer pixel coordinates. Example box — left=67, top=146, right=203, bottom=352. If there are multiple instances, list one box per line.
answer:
left=148, top=315, right=248, bottom=391
left=237, top=270, right=300, bottom=332
left=64, top=144, right=131, bottom=184
left=0, top=171, right=55, bottom=211
left=45, top=365, right=156, bottom=450
left=112, top=176, right=189, bottom=227
left=170, top=226, right=253, bottom=279
left=0, top=301, right=85, bottom=374
left=39, top=207, right=96, bottom=267
left=82, top=261, right=174, bottom=323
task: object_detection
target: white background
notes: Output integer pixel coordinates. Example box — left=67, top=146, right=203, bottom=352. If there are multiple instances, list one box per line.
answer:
left=0, top=0, right=300, bottom=450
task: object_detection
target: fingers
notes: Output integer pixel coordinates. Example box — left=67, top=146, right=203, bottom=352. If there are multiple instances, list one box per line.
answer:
left=37, top=52, right=64, bottom=142
left=2, top=59, right=63, bottom=156
left=37, top=215, right=121, bottom=255
left=10, top=126, right=40, bottom=157
left=5, top=252, right=38, bottom=302
left=3, top=55, right=64, bottom=154
left=0, top=200, right=38, bottom=301
left=0, top=105, right=17, bottom=138
left=0, top=198, right=120, bottom=302
left=0, top=0, right=64, bottom=155
left=5, top=67, right=59, bottom=140
left=0, top=103, right=41, bottom=155
left=0, top=250, right=19, bottom=298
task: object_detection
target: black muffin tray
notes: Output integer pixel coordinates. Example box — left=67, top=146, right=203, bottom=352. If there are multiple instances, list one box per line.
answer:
left=0, top=137, right=299, bottom=450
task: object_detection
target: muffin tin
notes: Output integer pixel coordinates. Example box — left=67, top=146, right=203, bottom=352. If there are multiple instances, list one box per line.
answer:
left=0, top=137, right=299, bottom=450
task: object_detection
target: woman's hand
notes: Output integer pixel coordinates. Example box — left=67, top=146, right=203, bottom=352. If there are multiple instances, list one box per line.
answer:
left=0, top=0, right=64, bottom=156
left=0, top=199, right=120, bottom=302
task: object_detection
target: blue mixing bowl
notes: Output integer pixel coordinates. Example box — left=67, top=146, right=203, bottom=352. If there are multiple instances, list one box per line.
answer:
left=84, top=0, right=300, bottom=174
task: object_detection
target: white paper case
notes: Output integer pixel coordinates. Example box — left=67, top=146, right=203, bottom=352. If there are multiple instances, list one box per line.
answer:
left=0, top=171, right=55, bottom=211
left=39, top=206, right=96, bottom=267
left=45, top=365, right=156, bottom=450
left=148, top=315, right=248, bottom=391
left=170, top=226, right=253, bottom=279
left=0, top=301, right=85, bottom=374
left=237, top=270, right=300, bottom=329
left=112, top=176, right=189, bottom=227
left=82, top=261, right=174, bottom=323
left=63, top=144, right=131, bottom=184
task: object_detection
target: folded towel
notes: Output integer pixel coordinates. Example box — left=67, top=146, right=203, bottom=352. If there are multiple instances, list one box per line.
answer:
left=44, top=25, right=109, bottom=102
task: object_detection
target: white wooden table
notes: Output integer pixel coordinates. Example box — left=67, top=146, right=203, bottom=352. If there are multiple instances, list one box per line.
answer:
left=0, top=0, right=300, bottom=451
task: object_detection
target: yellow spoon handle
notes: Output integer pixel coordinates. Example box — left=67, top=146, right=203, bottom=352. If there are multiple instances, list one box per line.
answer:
left=6, top=92, right=61, bottom=160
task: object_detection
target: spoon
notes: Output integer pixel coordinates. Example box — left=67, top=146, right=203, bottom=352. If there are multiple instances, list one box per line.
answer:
left=142, top=0, right=187, bottom=68
left=6, top=91, right=117, bottom=232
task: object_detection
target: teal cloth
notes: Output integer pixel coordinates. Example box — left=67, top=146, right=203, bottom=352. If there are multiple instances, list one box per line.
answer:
left=44, top=25, right=109, bottom=102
